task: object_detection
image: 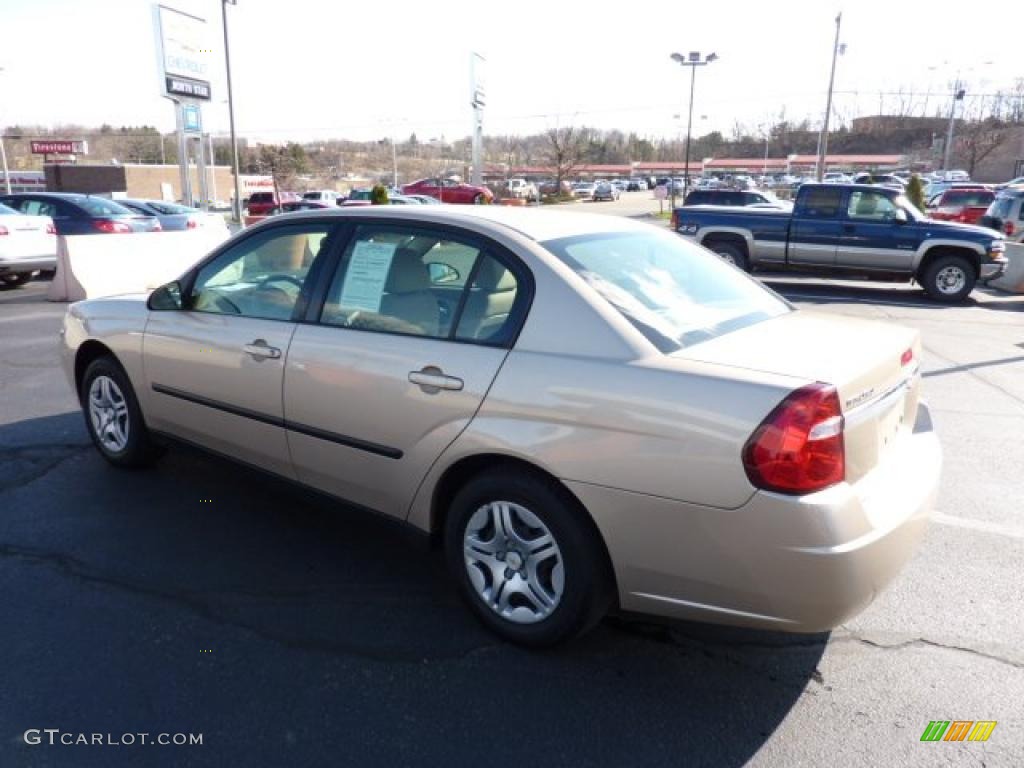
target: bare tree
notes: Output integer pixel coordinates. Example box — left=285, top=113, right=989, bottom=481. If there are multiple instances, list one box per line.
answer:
left=956, top=117, right=1010, bottom=176
left=544, top=126, right=584, bottom=193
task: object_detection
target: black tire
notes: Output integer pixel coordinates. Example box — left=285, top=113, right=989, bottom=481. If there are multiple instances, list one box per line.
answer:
left=920, top=254, right=976, bottom=303
left=81, top=356, right=163, bottom=468
left=445, top=468, right=613, bottom=647
left=0, top=272, right=33, bottom=288
left=705, top=240, right=750, bottom=272
left=473, top=193, right=486, bottom=205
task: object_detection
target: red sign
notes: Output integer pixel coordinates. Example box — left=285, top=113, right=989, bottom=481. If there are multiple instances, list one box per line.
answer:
left=30, top=140, right=87, bottom=155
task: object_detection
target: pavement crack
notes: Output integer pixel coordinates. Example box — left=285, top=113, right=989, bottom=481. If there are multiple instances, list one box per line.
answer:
left=0, top=443, right=91, bottom=493
left=835, top=631, right=1024, bottom=670
left=0, top=542, right=498, bottom=664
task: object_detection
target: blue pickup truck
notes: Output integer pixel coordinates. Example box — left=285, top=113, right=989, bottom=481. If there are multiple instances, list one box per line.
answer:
left=672, top=183, right=1008, bottom=302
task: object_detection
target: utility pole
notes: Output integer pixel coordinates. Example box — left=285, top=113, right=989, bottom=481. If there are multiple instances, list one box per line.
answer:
left=222, top=0, right=242, bottom=223
left=470, top=52, right=486, bottom=187
left=942, top=78, right=965, bottom=171
left=816, top=12, right=843, bottom=181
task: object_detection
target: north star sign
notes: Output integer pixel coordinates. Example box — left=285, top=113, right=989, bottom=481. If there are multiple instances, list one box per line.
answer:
left=156, top=5, right=212, bottom=101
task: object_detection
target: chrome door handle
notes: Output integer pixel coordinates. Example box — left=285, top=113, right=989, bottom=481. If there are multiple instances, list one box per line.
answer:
left=409, top=366, right=464, bottom=392
left=243, top=339, right=281, bottom=360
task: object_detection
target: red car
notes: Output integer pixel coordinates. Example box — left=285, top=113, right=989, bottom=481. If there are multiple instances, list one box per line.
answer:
left=927, top=187, right=995, bottom=225
left=400, top=177, right=493, bottom=204
left=246, top=190, right=299, bottom=216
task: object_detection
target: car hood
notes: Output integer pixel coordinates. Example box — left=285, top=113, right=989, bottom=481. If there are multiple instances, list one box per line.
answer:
left=921, top=217, right=1001, bottom=241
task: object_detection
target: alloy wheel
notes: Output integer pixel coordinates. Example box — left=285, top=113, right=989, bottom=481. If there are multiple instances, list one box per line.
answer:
left=88, top=375, right=130, bottom=453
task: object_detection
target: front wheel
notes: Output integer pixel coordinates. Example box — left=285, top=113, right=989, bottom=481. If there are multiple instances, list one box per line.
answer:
left=81, top=356, right=163, bottom=468
left=0, top=272, right=33, bottom=288
left=921, top=255, right=976, bottom=303
left=706, top=241, right=750, bottom=272
left=473, top=193, right=487, bottom=205
left=445, top=469, right=612, bottom=647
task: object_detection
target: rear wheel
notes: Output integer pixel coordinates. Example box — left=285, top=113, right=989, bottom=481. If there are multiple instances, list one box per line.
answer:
left=81, top=357, right=163, bottom=468
left=921, top=254, right=976, bottom=303
left=705, top=240, right=750, bottom=272
left=445, top=468, right=612, bottom=646
left=0, top=272, right=33, bottom=288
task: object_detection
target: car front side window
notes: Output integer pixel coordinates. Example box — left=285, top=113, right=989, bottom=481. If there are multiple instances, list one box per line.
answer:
left=189, top=224, right=334, bottom=321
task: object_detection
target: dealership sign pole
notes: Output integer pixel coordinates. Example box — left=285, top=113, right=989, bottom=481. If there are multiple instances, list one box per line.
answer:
left=470, top=53, right=486, bottom=187
left=153, top=4, right=212, bottom=208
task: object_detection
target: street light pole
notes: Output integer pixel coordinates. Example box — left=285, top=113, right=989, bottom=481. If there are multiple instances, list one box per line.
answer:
left=816, top=12, right=843, bottom=181
left=670, top=51, right=717, bottom=207
left=222, top=0, right=242, bottom=223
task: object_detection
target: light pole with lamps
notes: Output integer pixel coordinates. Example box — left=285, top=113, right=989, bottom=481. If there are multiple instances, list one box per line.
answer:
left=221, top=0, right=242, bottom=223
left=815, top=13, right=844, bottom=181
left=670, top=51, right=717, bottom=207
left=0, top=66, right=10, bottom=194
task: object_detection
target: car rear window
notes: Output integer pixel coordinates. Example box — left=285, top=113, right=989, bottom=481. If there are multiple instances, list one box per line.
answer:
left=249, top=193, right=273, bottom=203
left=0, top=203, right=19, bottom=215
left=147, top=201, right=193, bottom=214
left=943, top=190, right=994, bottom=206
left=77, top=197, right=135, bottom=217
left=540, top=229, right=790, bottom=353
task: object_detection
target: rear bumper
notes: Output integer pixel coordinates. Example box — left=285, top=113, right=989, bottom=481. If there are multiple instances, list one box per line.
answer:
left=568, top=401, right=941, bottom=632
left=0, top=256, right=56, bottom=274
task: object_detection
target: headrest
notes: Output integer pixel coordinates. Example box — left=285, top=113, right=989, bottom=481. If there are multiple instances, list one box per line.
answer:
left=385, top=248, right=430, bottom=293
left=475, top=257, right=516, bottom=292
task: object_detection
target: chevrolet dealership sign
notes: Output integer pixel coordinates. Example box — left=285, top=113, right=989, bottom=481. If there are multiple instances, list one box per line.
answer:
left=154, top=4, right=212, bottom=101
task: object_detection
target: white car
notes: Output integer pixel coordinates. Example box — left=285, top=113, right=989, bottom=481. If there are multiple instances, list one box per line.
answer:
left=302, top=190, right=341, bottom=207
left=0, top=202, right=56, bottom=287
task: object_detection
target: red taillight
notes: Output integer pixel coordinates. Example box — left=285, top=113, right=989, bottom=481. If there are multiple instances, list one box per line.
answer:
left=151, top=222, right=162, bottom=232
left=0, top=225, right=8, bottom=236
left=1006, top=221, right=1016, bottom=236
left=46, top=223, right=56, bottom=235
left=186, top=218, right=199, bottom=229
left=92, top=219, right=132, bottom=234
left=742, top=383, right=845, bottom=495
left=901, top=348, right=914, bottom=366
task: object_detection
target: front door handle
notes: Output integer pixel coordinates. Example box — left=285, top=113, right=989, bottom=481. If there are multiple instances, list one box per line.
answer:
left=409, top=366, right=464, bottom=392
left=243, top=339, right=282, bottom=360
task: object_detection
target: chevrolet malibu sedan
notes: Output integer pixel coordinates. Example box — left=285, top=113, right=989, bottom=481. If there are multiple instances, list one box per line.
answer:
left=61, top=207, right=940, bottom=646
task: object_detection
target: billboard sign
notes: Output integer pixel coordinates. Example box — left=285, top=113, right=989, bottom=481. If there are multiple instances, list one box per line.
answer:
left=155, top=4, right=211, bottom=101
left=30, top=140, right=88, bottom=155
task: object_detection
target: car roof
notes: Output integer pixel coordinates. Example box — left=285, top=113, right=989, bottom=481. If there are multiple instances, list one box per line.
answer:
left=252, top=204, right=657, bottom=242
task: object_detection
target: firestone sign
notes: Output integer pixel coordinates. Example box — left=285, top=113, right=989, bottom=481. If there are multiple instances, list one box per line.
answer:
left=30, top=140, right=88, bottom=155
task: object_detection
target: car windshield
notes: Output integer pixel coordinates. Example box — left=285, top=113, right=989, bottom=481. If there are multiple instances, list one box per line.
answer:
left=302, top=192, right=323, bottom=200
left=78, top=197, right=136, bottom=217
left=894, top=194, right=926, bottom=220
left=147, top=201, right=193, bottom=215
left=541, top=229, right=791, bottom=353
left=988, top=196, right=1014, bottom=218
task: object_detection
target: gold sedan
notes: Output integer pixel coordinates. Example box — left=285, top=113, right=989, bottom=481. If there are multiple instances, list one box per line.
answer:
left=61, top=206, right=940, bottom=646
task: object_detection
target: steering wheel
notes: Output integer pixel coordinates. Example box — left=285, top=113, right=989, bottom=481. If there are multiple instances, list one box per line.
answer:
left=257, top=273, right=304, bottom=290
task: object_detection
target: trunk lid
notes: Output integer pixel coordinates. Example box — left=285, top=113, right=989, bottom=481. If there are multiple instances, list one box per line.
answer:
left=673, top=310, right=921, bottom=482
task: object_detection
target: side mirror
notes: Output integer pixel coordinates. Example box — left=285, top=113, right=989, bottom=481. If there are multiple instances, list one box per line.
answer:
left=426, top=262, right=460, bottom=284
left=148, top=280, right=183, bottom=310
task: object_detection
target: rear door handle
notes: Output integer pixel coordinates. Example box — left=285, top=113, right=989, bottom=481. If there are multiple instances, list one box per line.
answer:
left=243, top=339, right=282, bottom=360
left=409, top=366, right=464, bottom=392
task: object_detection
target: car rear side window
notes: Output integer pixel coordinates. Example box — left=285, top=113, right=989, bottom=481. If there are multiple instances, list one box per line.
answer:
left=319, top=226, right=524, bottom=345
left=800, top=188, right=843, bottom=218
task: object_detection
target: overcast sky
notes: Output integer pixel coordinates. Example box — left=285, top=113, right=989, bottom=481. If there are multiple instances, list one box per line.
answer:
left=1, top=0, right=1019, bottom=144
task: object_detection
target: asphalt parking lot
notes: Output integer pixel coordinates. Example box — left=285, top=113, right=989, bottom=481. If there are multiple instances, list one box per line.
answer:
left=2, top=265, right=1022, bottom=767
